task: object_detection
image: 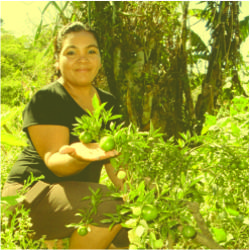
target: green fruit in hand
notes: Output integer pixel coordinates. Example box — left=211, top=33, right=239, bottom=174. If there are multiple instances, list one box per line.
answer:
left=100, top=136, right=115, bottom=152
left=77, top=226, right=88, bottom=236
left=182, top=225, right=196, bottom=239
left=79, top=131, right=92, bottom=144
left=141, top=204, right=158, bottom=221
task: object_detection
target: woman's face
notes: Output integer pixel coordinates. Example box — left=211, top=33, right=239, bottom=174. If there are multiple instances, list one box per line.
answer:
left=58, top=31, right=101, bottom=87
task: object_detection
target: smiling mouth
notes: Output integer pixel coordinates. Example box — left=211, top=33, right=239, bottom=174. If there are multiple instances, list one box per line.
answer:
left=76, top=68, right=91, bottom=72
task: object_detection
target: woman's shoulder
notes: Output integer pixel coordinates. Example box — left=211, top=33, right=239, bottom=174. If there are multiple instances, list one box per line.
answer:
left=36, top=81, right=63, bottom=95
left=30, top=81, right=67, bottom=103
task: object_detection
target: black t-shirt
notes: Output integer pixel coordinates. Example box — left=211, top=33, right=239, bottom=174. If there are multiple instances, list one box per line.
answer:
left=7, top=81, right=121, bottom=184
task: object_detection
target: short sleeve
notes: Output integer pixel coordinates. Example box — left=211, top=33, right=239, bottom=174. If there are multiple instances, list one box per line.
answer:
left=22, top=89, right=69, bottom=133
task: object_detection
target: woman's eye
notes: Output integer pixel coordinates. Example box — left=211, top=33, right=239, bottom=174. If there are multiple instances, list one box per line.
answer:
left=88, top=49, right=98, bottom=55
left=66, top=50, right=76, bottom=56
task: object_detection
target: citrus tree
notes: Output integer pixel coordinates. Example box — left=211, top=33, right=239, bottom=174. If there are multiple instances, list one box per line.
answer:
left=71, top=94, right=248, bottom=249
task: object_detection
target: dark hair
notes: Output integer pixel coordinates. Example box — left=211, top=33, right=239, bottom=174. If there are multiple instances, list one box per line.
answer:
left=54, top=22, right=100, bottom=59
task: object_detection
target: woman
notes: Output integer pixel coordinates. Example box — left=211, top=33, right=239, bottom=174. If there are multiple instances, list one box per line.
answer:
left=2, top=22, right=128, bottom=249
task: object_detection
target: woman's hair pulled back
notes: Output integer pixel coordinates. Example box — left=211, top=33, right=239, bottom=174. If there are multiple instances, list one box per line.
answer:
left=54, top=22, right=100, bottom=59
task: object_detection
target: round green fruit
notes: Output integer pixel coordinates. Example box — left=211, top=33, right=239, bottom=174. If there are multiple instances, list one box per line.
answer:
left=182, top=225, right=196, bottom=239
left=117, top=170, right=126, bottom=180
left=141, top=204, right=158, bottom=221
left=79, top=131, right=92, bottom=144
left=77, top=226, right=88, bottom=236
left=100, top=136, right=115, bottom=152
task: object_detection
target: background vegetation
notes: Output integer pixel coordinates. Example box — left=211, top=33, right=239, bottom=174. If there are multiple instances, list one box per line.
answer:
left=1, top=1, right=248, bottom=249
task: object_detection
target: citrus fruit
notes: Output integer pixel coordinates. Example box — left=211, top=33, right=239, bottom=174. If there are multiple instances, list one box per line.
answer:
left=117, top=170, right=126, bottom=180
left=141, top=204, right=158, bottom=221
left=182, top=225, right=196, bottom=239
left=100, top=136, right=115, bottom=151
left=77, top=226, right=88, bottom=236
left=79, top=131, right=92, bottom=144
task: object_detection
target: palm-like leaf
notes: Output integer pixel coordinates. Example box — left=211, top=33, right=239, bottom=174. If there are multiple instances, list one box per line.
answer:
left=190, top=29, right=209, bottom=60
left=239, top=16, right=249, bottom=42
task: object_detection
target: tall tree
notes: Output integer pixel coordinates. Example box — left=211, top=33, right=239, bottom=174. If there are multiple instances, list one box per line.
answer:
left=37, top=1, right=248, bottom=138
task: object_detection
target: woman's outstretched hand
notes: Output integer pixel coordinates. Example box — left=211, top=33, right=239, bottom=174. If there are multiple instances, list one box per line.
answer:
left=59, top=142, right=119, bottom=162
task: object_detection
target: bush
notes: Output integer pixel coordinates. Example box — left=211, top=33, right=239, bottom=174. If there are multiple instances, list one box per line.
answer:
left=74, top=95, right=249, bottom=249
left=1, top=78, right=26, bottom=106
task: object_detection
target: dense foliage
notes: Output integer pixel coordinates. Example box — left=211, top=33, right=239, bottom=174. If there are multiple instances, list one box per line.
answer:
left=71, top=94, right=248, bottom=249
left=1, top=28, right=54, bottom=107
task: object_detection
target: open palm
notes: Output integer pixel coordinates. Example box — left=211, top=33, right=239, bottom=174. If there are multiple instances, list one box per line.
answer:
left=59, top=142, right=118, bottom=162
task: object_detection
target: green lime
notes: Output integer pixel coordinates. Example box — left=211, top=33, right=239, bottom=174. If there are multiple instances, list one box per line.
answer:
left=182, top=225, right=196, bottom=239
left=141, top=204, right=158, bottom=221
left=100, top=136, right=115, bottom=152
left=117, top=170, right=126, bottom=180
left=77, top=226, right=88, bottom=236
left=79, top=131, right=92, bottom=144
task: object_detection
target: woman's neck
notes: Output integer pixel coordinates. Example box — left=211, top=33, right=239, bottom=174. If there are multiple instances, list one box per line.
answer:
left=58, top=77, right=99, bottom=113
left=59, top=77, right=95, bottom=99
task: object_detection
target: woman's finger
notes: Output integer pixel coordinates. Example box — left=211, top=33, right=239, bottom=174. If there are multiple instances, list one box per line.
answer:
left=59, top=145, right=75, bottom=154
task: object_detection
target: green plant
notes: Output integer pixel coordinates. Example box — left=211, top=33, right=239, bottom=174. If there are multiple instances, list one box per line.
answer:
left=1, top=106, right=27, bottom=147
left=66, top=187, right=103, bottom=234
left=1, top=174, right=46, bottom=249
left=76, top=95, right=248, bottom=249
left=72, top=94, right=122, bottom=143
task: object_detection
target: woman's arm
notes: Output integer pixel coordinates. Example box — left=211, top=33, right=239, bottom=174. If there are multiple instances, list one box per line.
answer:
left=104, top=163, right=125, bottom=191
left=28, top=125, right=118, bottom=177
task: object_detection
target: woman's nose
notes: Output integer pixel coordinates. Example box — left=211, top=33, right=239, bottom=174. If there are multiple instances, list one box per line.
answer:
left=78, top=54, right=89, bottom=62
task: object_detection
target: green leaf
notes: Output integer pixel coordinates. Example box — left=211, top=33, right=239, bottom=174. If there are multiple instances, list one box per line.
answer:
left=231, top=123, right=241, bottom=137
left=177, top=139, right=185, bottom=148
left=109, top=114, right=122, bottom=121
left=1, top=195, right=20, bottom=206
left=180, top=172, right=186, bottom=188
left=1, top=107, right=23, bottom=127
left=190, top=176, right=203, bottom=187
left=100, top=218, right=113, bottom=224
left=225, top=207, right=240, bottom=216
left=135, top=225, right=145, bottom=237
left=123, top=218, right=137, bottom=228
left=212, top=228, right=227, bottom=243
left=1, top=133, right=27, bottom=146
left=92, top=94, right=101, bottom=110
